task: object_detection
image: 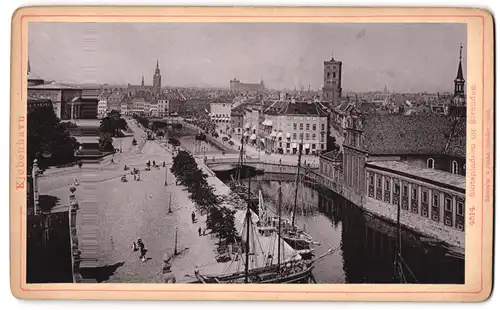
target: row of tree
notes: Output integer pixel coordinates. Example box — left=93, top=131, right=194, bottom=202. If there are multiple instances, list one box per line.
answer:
left=170, top=150, right=238, bottom=246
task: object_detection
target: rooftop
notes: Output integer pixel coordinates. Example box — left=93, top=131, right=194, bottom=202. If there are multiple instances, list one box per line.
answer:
left=367, top=160, right=465, bottom=192
left=360, top=114, right=466, bottom=158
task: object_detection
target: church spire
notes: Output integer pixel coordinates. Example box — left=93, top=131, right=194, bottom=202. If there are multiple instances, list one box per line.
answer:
left=28, top=59, right=31, bottom=74
left=156, top=59, right=159, bottom=70
left=141, top=74, right=144, bottom=87
left=455, top=44, right=464, bottom=81
left=454, top=44, right=465, bottom=98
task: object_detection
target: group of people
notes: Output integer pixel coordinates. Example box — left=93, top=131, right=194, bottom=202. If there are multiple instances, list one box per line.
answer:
left=192, top=212, right=207, bottom=236
left=146, top=160, right=164, bottom=171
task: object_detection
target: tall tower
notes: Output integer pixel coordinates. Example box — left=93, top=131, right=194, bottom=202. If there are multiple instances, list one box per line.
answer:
left=450, top=44, right=466, bottom=117
left=141, top=75, right=145, bottom=87
left=322, top=56, right=343, bottom=108
left=454, top=44, right=465, bottom=99
left=153, top=59, right=162, bottom=93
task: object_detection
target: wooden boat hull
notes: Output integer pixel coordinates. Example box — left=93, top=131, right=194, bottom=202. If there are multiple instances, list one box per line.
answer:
left=281, top=235, right=312, bottom=250
left=187, top=265, right=314, bottom=284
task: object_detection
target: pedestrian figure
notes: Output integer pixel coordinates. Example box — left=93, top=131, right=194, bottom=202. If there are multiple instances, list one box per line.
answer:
left=78, top=162, right=82, bottom=168
left=153, top=160, right=156, bottom=167
left=137, top=238, right=147, bottom=262
left=132, top=241, right=138, bottom=251
left=191, top=211, right=196, bottom=223
left=134, top=174, right=137, bottom=181
left=198, top=227, right=202, bottom=236
left=203, top=228, right=206, bottom=236
left=163, top=161, right=166, bottom=167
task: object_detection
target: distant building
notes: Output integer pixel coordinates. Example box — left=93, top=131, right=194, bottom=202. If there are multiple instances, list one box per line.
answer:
left=322, top=56, right=343, bottom=108
left=263, top=99, right=329, bottom=155
left=132, top=97, right=146, bottom=115
left=230, top=107, right=245, bottom=136
left=157, top=97, right=169, bottom=117
left=28, top=85, right=99, bottom=120
left=229, top=78, right=265, bottom=95
left=128, top=60, right=162, bottom=96
left=97, top=99, right=108, bottom=119
left=242, top=106, right=261, bottom=145
left=210, top=101, right=232, bottom=136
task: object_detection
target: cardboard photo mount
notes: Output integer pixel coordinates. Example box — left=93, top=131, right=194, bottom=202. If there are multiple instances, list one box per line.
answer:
left=10, top=6, right=494, bottom=302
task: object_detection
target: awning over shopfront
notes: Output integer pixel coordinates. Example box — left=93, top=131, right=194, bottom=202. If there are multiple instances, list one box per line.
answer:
left=276, top=132, right=283, bottom=139
left=260, top=138, right=266, bottom=145
left=291, top=143, right=297, bottom=148
left=250, top=134, right=257, bottom=140
left=243, top=132, right=249, bottom=137
left=262, top=119, right=273, bottom=126
left=304, top=143, right=310, bottom=149
left=270, top=131, right=277, bottom=138
left=244, top=123, right=250, bottom=129
left=286, top=133, right=291, bottom=139
left=251, top=125, right=257, bottom=131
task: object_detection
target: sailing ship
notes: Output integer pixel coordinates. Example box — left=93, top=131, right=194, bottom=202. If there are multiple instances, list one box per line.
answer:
left=261, top=138, right=316, bottom=251
left=188, top=179, right=333, bottom=284
left=257, top=190, right=314, bottom=254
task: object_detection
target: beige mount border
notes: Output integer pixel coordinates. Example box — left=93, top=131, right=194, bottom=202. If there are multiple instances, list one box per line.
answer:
left=9, top=6, right=494, bottom=301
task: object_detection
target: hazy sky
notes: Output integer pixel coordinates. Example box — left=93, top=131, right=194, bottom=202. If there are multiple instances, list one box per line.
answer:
left=28, top=23, right=466, bottom=92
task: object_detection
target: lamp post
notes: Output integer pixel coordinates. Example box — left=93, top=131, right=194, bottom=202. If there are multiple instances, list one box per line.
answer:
left=174, top=227, right=178, bottom=255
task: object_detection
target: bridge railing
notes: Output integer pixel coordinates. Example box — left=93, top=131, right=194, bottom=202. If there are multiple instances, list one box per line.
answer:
left=204, top=157, right=319, bottom=169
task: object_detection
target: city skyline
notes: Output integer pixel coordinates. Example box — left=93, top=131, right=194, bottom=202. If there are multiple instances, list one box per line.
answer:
left=28, top=22, right=466, bottom=93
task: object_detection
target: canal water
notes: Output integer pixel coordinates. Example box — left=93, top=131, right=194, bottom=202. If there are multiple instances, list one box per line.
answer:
left=180, top=134, right=465, bottom=284
left=254, top=179, right=464, bottom=284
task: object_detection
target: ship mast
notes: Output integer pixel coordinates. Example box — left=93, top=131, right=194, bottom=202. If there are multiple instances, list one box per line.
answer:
left=277, top=181, right=283, bottom=274
left=393, top=200, right=403, bottom=283
left=244, top=176, right=252, bottom=283
left=237, top=136, right=245, bottom=185
left=291, top=136, right=304, bottom=227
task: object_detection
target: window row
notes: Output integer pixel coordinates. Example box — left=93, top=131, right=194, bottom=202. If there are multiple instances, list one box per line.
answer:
left=292, top=123, right=326, bottom=131
left=367, top=172, right=464, bottom=231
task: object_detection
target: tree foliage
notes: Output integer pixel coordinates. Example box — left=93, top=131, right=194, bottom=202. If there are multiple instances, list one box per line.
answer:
left=133, top=114, right=150, bottom=129
left=28, top=105, right=79, bottom=170
left=171, top=150, right=238, bottom=247
left=100, top=110, right=127, bottom=137
left=98, top=133, right=114, bottom=152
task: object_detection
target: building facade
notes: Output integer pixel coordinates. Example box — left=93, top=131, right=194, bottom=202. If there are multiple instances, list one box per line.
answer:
left=263, top=99, right=329, bottom=155
left=334, top=113, right=466, bottom=249
left=229, top=78, right=266, bottom=95
left=230, top=107, right=245, bottom=136
left=210, top=102, right=232, bottom=136
left=97, top=99, right=108, bottom=119
left=157, top=98, right=169, bottom=117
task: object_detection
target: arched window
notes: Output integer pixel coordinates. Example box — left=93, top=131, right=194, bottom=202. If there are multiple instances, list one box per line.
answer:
left=427, top=158, right=435, bottom=169
left=452, top=161, right=459, bottom=174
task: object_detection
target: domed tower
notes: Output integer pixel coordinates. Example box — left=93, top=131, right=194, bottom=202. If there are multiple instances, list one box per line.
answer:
left=153, top=59, right=162, bottom=94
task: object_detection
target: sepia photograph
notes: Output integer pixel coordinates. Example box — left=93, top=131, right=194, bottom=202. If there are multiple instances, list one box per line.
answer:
left=24, top=21, right=470, bottom=286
